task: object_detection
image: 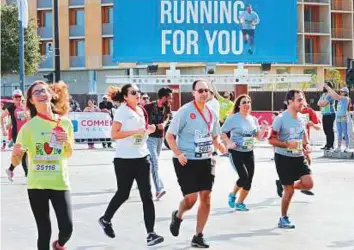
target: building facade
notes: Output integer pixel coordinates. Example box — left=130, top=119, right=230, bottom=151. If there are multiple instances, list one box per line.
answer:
left=1, top=0, right=354, bottom=95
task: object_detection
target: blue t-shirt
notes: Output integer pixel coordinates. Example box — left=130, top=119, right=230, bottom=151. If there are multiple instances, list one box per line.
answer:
left=336, top=97, right=350, bottom=117
left=167, top=102, right=220, bottom=160
left=272, top=111, right=306, bottom=157
left=318, top=93, right=335, bottom=115
left=221, top=113, right=259, bottom=152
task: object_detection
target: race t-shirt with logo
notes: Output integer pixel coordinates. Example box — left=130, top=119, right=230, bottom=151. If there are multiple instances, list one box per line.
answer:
left=7, top=104, right=28, bottom=134
left=318, top=93, right=335, bottom=115
left=336, top=97, right=350, bottom=121
left=272, top=111, right=306, bottom=157
left=218, top=96, right=234, bottom=123
left=15, top=116, right=74, bottom=190
left=221, top=113, right=259, bottom=152
left=167, top=102, right=220, bottom=160
left=300, top=107, right=320, bottom=139
left=144, top=101, right=171, bottom=138
left=113, top=103, right=149, bottom=159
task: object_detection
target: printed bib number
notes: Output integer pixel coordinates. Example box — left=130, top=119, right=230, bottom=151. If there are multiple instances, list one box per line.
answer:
left=34, top=164, right=60, bottom=172
left=133, top=135, right=144, bottom=145
left=242, top=137, right=254, bottom=150
left=287, top=139, right=302, bottom=153
left=16, top=111, right=26, bottom=120
left=195, top=136, right=214, bottom=158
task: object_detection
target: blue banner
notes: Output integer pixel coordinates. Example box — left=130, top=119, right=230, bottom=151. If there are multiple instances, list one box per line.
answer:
left=113, top=0, right=297, bottom=63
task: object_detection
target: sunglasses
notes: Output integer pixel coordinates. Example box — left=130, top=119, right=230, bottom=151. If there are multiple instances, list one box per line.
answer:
left=32, top=88, right=47, bottom=97
left=142, top=97, right=149, bottom=100
left=129, top=90, right=141, bottom=96
left=241, top=100, right=251, bottom=105
left=14, top=96, right=22, bottom=99
left=195, top=88, right=209, bottom=94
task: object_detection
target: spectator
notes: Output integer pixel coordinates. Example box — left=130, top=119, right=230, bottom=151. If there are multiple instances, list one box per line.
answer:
left=140, top=93, right=150, bottom=107
left=69, top=95, right=81, bottom=112
left=83, top=99, right=100, bottom=149
left=99, top=95, right=114, bottom=148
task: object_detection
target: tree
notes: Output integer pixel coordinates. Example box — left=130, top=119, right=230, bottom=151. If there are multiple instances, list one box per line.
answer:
left=1, top=4, right=41, bottom=76
left=325, top=68, right=344, bottom=89
left=300, top=74, right=317, bottom=90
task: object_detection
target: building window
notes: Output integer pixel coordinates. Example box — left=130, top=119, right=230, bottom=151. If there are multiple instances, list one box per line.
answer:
left=38, top=10, right=52, bottom=27
left=69, top=8, right=85, bottom=26
left=70, top=39, right=85, bottom=56
left=102, top=6, right=113, bottom=23
left=304, top=68, right=316, bottom=75
left=102, top=38, right=113, bottom=55
left=40, top=41, right=54, bottom=56
left=305, top=37, right=314, bottom=54
left=276, top=67, right=290, bottom=74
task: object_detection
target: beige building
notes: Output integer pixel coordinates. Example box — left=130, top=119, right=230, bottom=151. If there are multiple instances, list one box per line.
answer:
left=2, top=0, right=354, bottom=95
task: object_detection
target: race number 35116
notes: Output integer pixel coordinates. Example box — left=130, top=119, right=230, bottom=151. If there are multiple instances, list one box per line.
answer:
left=34, top=164, right=59, bottom=171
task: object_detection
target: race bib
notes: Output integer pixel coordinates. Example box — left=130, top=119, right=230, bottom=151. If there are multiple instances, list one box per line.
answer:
left=287, top=139, right=302, bottom=153
left=195, top=136, right=214, bottom=158
left=133, top=135, right=144, bottom=145
left=34, top=164, right=60, bottom=172
left=242, top=137, right=254, bottom=150
left=16, top=111, right=26, bottom=121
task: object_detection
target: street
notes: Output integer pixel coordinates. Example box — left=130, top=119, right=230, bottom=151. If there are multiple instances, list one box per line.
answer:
left=1, top=145, right=354, bottom=250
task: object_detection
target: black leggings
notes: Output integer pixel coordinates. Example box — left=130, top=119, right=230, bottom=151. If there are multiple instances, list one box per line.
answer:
left=103, top=156, right=155, bottom=233
left=229, top=150, right=255, bottom=191
left=28, top=189, right=73, bottom=250
left=322, top=114, right=335, bottom=148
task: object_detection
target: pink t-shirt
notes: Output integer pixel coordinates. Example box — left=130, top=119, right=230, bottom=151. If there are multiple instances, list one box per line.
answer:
left=13, top=106, right=28, bottom=133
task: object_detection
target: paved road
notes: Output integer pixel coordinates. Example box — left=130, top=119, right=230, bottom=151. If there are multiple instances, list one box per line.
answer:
left=1, top=145, right=354, bottom=250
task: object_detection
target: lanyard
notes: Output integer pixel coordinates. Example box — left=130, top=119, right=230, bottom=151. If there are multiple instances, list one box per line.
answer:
left=126, top=103, right=149, bottom=129
left=193, top=101, right=213, bottom=133
left=37, top=112, right=61, bottom=127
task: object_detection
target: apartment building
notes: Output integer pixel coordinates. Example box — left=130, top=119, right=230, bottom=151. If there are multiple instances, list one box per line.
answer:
left=1, top=0, right=354, bottom=95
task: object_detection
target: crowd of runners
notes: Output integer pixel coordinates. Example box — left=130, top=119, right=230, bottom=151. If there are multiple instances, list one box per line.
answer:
left=1, top=79, right=353, bottom=249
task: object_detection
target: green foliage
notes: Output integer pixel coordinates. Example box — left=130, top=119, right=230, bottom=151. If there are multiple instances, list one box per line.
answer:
left=325, top=68, right=344, bottom=89
left=1, top=4, right=41, bottom=76
left=300, top=74, right=317, bottom=90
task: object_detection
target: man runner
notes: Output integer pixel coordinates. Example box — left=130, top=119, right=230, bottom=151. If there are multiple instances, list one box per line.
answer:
left=269, top=90, right=314, bottom=229
left=166, top=80, right=227, bottom=248
left=238, top=4, right=260, bottom=54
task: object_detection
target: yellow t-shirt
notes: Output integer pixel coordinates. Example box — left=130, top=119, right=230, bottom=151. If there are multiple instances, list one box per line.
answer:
left=218, top=96, right=234, bottom=122
left=16, top=115, right=74, bottom=190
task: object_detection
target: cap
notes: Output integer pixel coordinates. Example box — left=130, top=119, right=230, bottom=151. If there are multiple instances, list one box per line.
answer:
left=12, top=89, right=23, bottom=97
left=340, top=87, right=349, bottom=94
left=103, top=95, right=108, bottom=99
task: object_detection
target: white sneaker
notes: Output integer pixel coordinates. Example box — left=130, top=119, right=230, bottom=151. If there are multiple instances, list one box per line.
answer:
left=344, top=147, right=350, bottom=153
left=334, top=147, right=342, bottom=152
left=5, top=169, right=14, bottom=182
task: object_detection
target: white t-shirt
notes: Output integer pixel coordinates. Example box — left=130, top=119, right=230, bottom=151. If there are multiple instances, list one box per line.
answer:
left=207, top=98, right=220, bottom=121
left=113, top=103, right=149, bottom=159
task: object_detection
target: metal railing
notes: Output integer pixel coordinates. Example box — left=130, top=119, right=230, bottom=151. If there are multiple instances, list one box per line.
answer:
left=102, top=55, right=117, bottom=67
left=102, top=23, right=113, bottom=35
left=37, top=0, right=52, bottom=8
left=70, top=56, right=86, bottom=68
left=39, top=56, right=54, bottom=69
left=305, top=53, right=330, bottom=64
left=38, top=26, right=53, bottom=39
left=69, top=0, right=85, bottom=6
left=304, top=0, right=329, bottom=3
left=69, top=25, right=85, bottom=37
left=331, top=28, right=353, bottom=39
left=332, top=56, right=346, bottom=67
left=101, top=0, right=113, bottom=4
left=331, top=0, right=347, bottom=10
left=304, top=21, right=329, bottom=33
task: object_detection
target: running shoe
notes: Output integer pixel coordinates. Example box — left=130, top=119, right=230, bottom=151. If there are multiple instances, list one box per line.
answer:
left=147, top=233, right=164, bottom=246
left=276, top=180, right=283, bottom=198
left=344, top=147, right=350, bottom=153
left=52, top=240, right=66, bottom=250
left=228, top=193, right=236, bottom=208
left=98, top=216, right=115, bottom=238
left=5, top=169, right=14, bottom=182
left=156, top=190, right=166, bottom=200
left=334, top=147, right=342, bottom=152
left=235, top=203, right=249, bottom=211
left=278, top=216, right=295, bottom=229
left=170, top=210, right=182, bottom=237
left=301, top=190, right=314, bottom=196
left=191, top=233, right=209, bottom=248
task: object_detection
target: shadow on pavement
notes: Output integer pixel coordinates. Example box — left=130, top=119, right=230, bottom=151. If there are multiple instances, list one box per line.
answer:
left=328, top=240, right=354, bottom=248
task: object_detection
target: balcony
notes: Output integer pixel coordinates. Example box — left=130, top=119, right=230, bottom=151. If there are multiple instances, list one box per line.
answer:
left=102, top=23, right=113, bottom=36
left=305, top=53, right=329, bottom=64
left=37, top=0, right=52, bottom=9
left=304, top=0, right=329, bottom=3
left=304, top=21, right=328, bottom=33
left=70, top=56, right=85, bottom=68
left=331, top=0, right=349, bottom=11
left=39, top=56, right=53, bottom=69
left=101, top=0, right=113, bottom=4
left=331, top=28, right=353, bottom=39
left=69, top=25, right=85, bottom=37
left=332, top=56, right=346, bottom=67
left=38, top=26, right=53, bottom=39
left=102, top=55, right=118, bottom=67
left=69, top=0, right=85, bottom=6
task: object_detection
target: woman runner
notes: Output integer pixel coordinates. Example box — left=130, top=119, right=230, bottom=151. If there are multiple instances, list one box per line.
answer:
left=11, top=81, right=74, bottom=250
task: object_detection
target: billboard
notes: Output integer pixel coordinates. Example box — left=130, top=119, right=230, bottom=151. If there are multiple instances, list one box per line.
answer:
left=113, top=0, right=297, bottom=63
